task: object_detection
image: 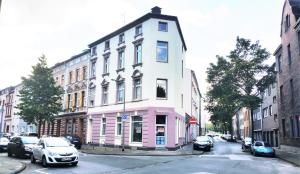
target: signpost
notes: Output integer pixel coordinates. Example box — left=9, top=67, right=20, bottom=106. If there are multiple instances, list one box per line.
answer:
left=121, top=114, right=129, bottom=122
left=189, top=117, right=197, bottom=125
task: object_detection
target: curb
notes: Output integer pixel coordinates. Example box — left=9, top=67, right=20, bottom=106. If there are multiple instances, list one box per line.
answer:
left=80, top=150, right=204, bottom=156
left=8, top=161, right=26, bottom=174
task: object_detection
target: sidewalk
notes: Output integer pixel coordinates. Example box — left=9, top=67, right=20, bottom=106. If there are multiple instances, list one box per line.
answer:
left=0, top=156, right=26, bottom=174
left=80, top=144, right=203, bottom=156
left=275, top=148, right=300, bottom=166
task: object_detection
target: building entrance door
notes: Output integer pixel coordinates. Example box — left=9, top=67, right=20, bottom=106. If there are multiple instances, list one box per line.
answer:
left=156, top=115, right=166, bottom=146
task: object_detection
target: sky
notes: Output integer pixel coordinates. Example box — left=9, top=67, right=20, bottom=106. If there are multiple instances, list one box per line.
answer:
left=0, top=0, right=284, bottom=120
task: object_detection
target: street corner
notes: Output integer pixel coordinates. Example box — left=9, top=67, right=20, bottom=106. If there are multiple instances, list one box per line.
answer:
left=0, top=156, right=26, bottom=174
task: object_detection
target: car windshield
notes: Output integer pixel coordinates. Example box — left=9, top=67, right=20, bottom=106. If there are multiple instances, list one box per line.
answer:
left=196, top=137, right=209, bottom=142
left=21, top=137, right=39, bottom=144
left=255, top=142, right=263, bottom=146
left=264, top=142, right=272, bottom=147
left=45, top=138, right=71, bottom=147
left=0, top=137, right=9, bottom=142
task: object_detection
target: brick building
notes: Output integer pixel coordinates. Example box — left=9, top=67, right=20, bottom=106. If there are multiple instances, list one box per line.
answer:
left=274, top=0, right=300, bottom=151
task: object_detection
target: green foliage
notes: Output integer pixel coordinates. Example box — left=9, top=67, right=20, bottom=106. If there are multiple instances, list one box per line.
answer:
left=205, top=37, right=276, bottom=133
left=16, top=55, right=64, bottom=137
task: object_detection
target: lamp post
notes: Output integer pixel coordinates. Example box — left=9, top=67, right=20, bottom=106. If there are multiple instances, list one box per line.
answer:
left=112, top=78, right=126, bottom=152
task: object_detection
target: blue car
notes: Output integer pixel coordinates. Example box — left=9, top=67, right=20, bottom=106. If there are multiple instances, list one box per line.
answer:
left=251, top=141, right=275, bottom=157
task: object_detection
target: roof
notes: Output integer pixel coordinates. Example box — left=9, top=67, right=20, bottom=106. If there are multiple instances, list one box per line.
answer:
left=51, top=49, right=90, bottom=69
left=273, top=44, right=282, bottom=56
left=289, top=0, right=300, bottom=19
left=88, top=12, right=187, bottom=51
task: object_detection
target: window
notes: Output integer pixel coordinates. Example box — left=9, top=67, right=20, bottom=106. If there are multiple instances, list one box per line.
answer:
left=135, top=25, right=142, bottom=36
left=268, top=105, right=272, bottom=116
left=135, top=44, right=142, bottom=64
left=156, top=79, right=167, bottom=99
left=282, top=119, right=286, bottom=137
left=91, top=46, right=97, bottom=56
left=288, top=44, right=292, bottom=65
left=280, top=85, right=283, bottom=102
left=118, top=50, right=125, bottom=69
left=156, top=41, right=168, bottom=62
left=74, top=93, right=78, bottom=108
left=103, top=56, right=109, bottom=74
left=83, top=66, right=87, bottom=80
left=116, top=117, right=122, bottom=136
left=158, top=22, right=167, bottom=32
left=273, top=96, right=277, bottom=104
left=117, top=81, right=125, bottom=103
left=290, top=117, right=295, bottom=137
left=133, top=78, right=142, bottom=100
left=296, top=116, right=300, bottom=137
left=89, top=87, right=95, bottom=107
left=91, top=61, right=96, bottom=78
left=119, top=33, right=125, bottom=44
left=69, top=71, right=73, bottom=84
left=67, top=94, right=71, bottom=109
left=75, top=69, right=80, bottom=82
left=263, top=107, right=268, bottom=118
left=285, top=14, right=290, bottom=32
left=61, top=75, right=65, bottom=85
left=101, top=118, right=106, bottom=135
left=131, top=116, right=142, bottom=142
left=104, top=41, right=110, bottom=50
left=277, top=55, right=282, bottom=73
left=290, top=79, right=294, bottom=105
left=102, top=85, right=108, bottom=105
left=81, top=91, right=85, bottom=107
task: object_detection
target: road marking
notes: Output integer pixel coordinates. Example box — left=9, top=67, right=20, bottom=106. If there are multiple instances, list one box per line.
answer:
left=34, top=168, right=49, bottom=174
left=189, top=172, right=215, bottom=174
left=199, top=154, right=253, bottom=161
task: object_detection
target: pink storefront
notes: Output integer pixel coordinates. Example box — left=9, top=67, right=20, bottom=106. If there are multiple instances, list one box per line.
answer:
left=90, top=107, right=186, bottom=150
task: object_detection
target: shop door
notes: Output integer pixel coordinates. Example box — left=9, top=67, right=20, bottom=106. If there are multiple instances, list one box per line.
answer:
left=156, top=115, right=166, bottom=146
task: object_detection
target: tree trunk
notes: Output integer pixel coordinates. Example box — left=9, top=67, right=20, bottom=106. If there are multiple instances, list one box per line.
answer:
left=251, top=107, right=254, bottom=144
left=38, top=119, right=42, bottom=138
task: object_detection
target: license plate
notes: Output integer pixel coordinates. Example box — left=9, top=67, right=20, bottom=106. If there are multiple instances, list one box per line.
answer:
left=61, top=157, right=71, bottom=161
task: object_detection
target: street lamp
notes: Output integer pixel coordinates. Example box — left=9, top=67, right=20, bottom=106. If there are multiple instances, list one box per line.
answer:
left=111, top=78, right=126, bottom=152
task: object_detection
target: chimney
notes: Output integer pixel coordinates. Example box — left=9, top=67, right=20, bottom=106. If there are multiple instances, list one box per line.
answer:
left=151, top=6, right=161, bottom=14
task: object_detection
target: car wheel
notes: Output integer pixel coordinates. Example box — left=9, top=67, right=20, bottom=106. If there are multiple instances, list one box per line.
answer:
left=7, top=149, right=12, bottom=157
left=42, top=156, right=48, bottom=167
left=31, top=155, right=36, bottom=163
left=206, top=147, right=211, bottom=152
left=71, top=162, right=78, bottom=166
left=193, top=145, right=197, bottom=150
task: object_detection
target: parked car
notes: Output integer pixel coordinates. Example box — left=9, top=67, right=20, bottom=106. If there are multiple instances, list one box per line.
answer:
left=31, top=137, right=79, bottom=167
left=207, top=136, right=214, bottom=148
left=63, top=134, right=82, bottom=149
left=251, top=141, right=275, bottom=157
left=0, top=137, right=9, bottom=152
left=193, top=136, right=212, bottom=151
left=7, top=136, right=39, bottom=158
left=242, top=137, right=252, bottom=152
left=20, top=132, right=38, bottom=137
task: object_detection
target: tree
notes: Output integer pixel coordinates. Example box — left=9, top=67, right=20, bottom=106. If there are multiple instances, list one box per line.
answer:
left=206, top=56, right=240, bottom=136
left=205, top=37, right=276, bottom=142
left=16, top=55, right=64, bottom=137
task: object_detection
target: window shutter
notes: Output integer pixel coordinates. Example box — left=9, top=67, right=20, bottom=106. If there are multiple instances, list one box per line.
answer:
left=79, top=91, right=82, bottom=108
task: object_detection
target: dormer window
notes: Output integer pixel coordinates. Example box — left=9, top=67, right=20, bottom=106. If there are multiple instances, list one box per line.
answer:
left=135, top=25, right=142, bottom=36
left=105, top=41, right=110, bottom=50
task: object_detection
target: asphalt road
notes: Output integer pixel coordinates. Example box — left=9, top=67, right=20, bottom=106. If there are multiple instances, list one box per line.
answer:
left=1, top=137, right=299, bottom=174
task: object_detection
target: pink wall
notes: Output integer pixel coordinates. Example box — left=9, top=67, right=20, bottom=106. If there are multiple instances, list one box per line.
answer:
left=90, top=107, right=186, bottom=148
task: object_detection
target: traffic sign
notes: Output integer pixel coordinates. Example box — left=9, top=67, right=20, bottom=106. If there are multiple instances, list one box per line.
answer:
left=189, top=117, right=197, bottom=124
left=121, top=114, right=129, bottom=121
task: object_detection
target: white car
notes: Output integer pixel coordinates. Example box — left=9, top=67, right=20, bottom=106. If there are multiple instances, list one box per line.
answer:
left=31, top=137, right=79, bottom=167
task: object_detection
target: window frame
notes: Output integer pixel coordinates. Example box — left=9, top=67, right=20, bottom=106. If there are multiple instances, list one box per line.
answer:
left=116, top=81, right=125, bottom=103
left=133, top=77, right=142, bottom=100
left=118, top=50, right=125, bottom=70
left=101, top=117, right=106, bottom=136
left=119, top=33, right=125, bottom=44
left=134, top=43, right=142, bottom=65
left=135, top=25, right=142, bottom=36
left=131, top=115, right=143, bottom=143
left=104, top=40, right=110, bottom=50
left=101, top=85, right=109, bottom=105
left=103, top=56, right=109, bottom=74
left=156, top=41, right=168, bottom=63
left=158, top=21, right=168, bottom=32
left=116, top=117, right=122, bottom=136
left=156, top=79, right=168, bottom=99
